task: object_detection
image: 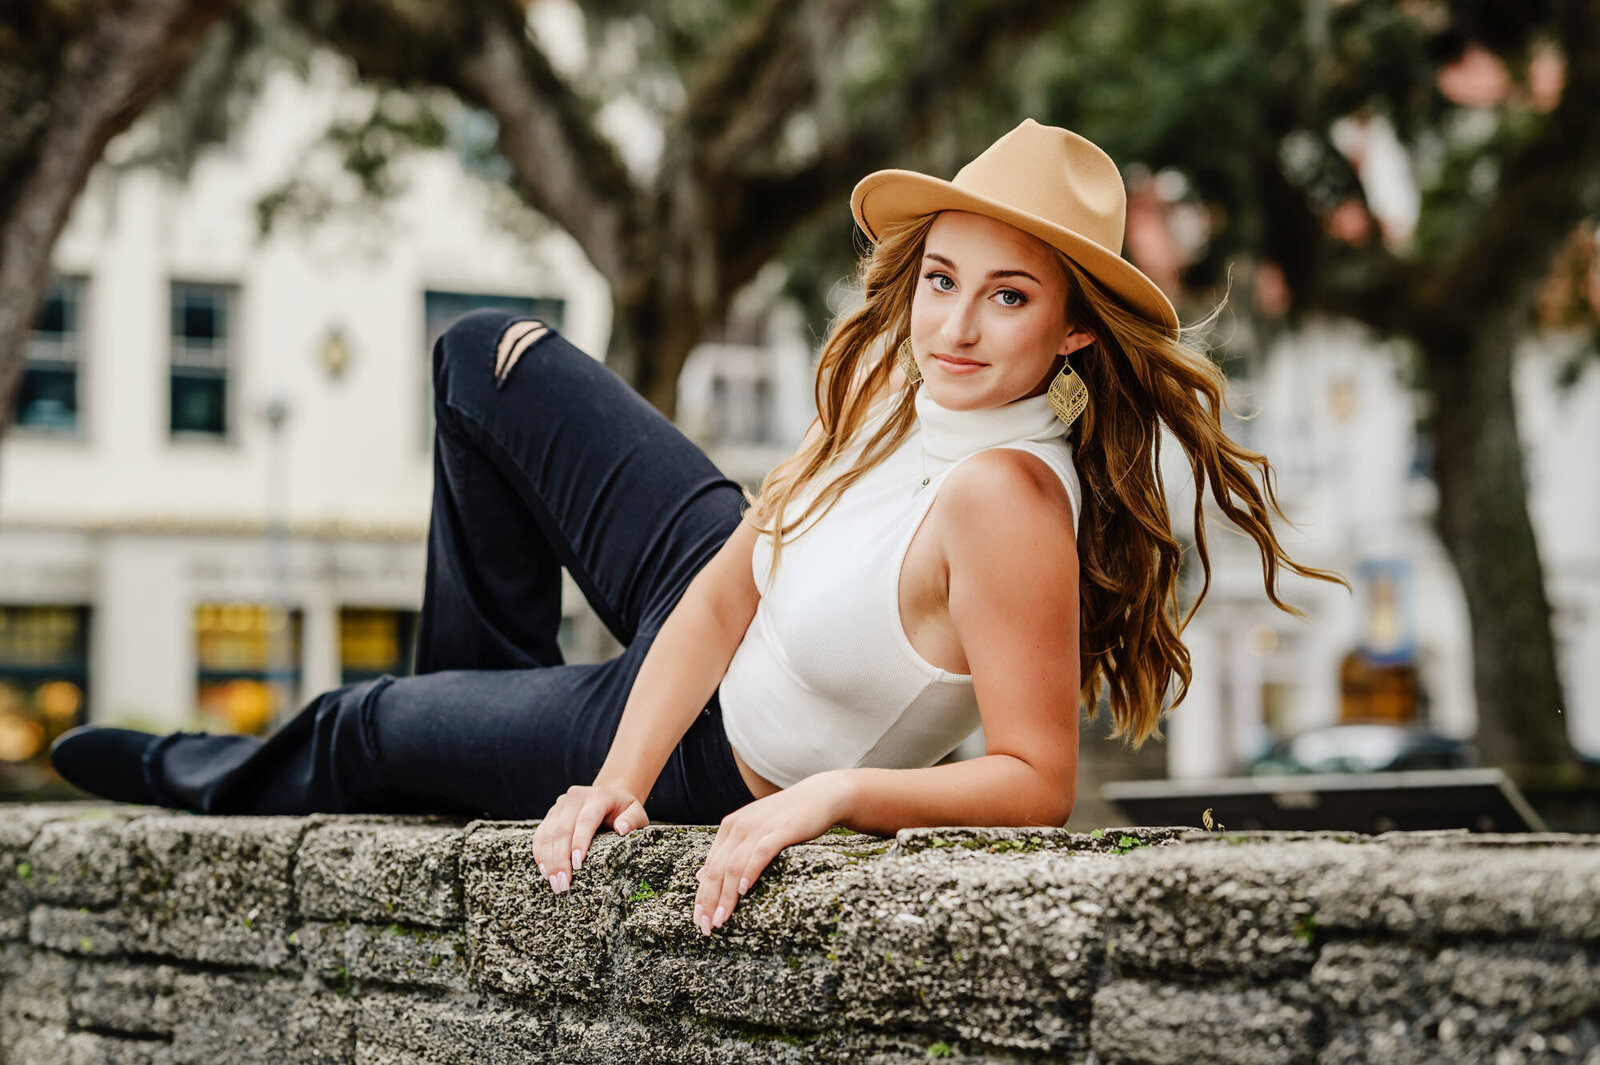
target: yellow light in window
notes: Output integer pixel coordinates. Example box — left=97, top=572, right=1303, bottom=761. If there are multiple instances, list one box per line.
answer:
left=0, top=713, right=44, bottom=762
left=35, top=680, right=83, bottom=721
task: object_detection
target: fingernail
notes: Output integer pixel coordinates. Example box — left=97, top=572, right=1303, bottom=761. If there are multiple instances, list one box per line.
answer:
left=738, top=878, right=750, bottom=895
left=572, top=849, right=583, bottom=871
left=694, top=903, right=703, bottom=919
left=548, top=874, right=558, bottom=892
left=554, top=873, right=568, bottom=894
left=538, top=862, right=546, bottom=876
left=701, top=916, right=711, bottom=936
left=616, top=819, right=629, bottom=835
left=713, top=906, right=726, bottom=927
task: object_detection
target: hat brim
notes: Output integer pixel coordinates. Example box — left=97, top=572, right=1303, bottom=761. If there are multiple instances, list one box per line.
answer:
left=851, top=169, right=1179, bottom=339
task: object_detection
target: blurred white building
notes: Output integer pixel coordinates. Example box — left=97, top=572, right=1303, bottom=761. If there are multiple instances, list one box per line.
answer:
left=1164, top=320, right=1600, bottom=775
left=1, top=46, right=1595, bottom=790
left=0, top=60, right=814, bottom=770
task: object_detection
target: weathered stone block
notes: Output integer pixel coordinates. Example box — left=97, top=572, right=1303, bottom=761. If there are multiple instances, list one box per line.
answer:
left=353, top=990, right=557, bottom=1064
left=26, top=904, right=128, bottom=957
left=5, top=1025, right=173, bottom=1065
left=1311, top=939, right=1600, bottom=1058
left=461, top=823, right=623, bottom=1003
left=1099, top=840, right=1352, bottom=979
left=298, top=919, right=471, bottom=992
left=892, top=823, right=1191, bottom=856
left=616, top=946, right=840, bottom=1030
left=1308, top=845, right=1600, bottom=940
left=1090, top=978, right=1320, bottom=1065
left=122, top=814, right=305, bottom=969
left=68, top=959, right=181, bottom=1036
left=558, top=1012, right=810, bottom=1064
left=0, top=947, right=72, bottom=1025
left=836, top=849, right=1111, bottom=1055
left=25, top=810, right=147, bottom=907
left=169, top=972, right=353, bottom=1064
left=1318, top=1019, right=1600, bottom=1065
left=1, top=806, right=131, bottom=940
left=296, top=821, right=466, bottom=926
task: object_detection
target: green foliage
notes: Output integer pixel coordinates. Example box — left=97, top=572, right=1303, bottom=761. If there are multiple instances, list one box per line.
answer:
left=255, top=89, right=451, bottom=239
left=628, top=879, right=656, bottom=902
left=926, top=1041, right=954, bottom=1058
left=14, top=862, right=30, bottom=882
left=1111, top=834, right=1146, bottom=854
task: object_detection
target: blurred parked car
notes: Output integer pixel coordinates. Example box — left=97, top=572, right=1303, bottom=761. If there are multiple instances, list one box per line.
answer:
left=1245, top=723, right=1475, bottom=776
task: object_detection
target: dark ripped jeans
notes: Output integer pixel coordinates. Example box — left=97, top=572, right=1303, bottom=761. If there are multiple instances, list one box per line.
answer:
left=144, top=310, right=757, bottom=823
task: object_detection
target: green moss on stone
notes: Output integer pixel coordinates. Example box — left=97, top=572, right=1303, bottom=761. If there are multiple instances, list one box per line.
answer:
left=1111, top=835, right=1147, bottom=854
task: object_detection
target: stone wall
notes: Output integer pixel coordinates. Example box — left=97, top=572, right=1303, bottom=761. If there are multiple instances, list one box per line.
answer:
left=1, top=804, right=1598, bottom=1064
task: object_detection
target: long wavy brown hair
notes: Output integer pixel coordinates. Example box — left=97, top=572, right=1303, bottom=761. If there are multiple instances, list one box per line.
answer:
left=745, top=214, right=1349, bottom=748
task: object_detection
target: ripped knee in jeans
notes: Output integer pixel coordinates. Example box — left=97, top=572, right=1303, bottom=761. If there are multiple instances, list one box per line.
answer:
left=493, top=317, right=554, bottom=388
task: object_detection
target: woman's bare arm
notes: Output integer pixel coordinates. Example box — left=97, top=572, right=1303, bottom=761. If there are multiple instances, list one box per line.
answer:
left=836, top=446, right=1082, bottom=832
left=688, top=446, right=1082, bottom=934
left=591, top=514, right=763, bottom=798
left=533, top=417, right=826, bottom=894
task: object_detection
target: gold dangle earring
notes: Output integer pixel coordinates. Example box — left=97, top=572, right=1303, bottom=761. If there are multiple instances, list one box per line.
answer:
left=896, top=337, right=922, bottom=387
left=1047, top=356, right=1088, bottom=431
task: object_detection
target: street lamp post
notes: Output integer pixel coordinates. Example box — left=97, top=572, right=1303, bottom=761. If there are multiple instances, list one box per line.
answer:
left=260, top=396, right=295, bottom=730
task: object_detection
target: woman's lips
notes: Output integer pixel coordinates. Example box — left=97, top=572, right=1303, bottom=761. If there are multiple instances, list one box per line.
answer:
left=932, top=353, right=986, bottom=375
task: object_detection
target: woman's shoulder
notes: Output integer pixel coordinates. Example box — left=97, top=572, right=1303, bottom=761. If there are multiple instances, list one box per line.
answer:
left=934, top=448, right=1080, bottom=605
left=938, top=447, right=1080, bottom=547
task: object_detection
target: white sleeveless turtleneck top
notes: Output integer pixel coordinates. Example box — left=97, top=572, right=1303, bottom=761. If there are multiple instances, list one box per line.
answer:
left=718, top=383, right=1084, bottom=789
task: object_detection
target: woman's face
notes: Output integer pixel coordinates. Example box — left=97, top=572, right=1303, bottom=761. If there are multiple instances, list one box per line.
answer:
left=908, top=211, right=1092, bottom=411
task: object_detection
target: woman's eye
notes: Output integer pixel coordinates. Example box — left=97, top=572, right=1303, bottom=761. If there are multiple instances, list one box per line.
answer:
left=925, top=272, right=955, bottom=292
left=996, top=289, right=1027, bottom=307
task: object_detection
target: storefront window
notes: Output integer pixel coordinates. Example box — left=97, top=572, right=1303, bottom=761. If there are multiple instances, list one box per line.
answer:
left=0, top=606, right=89, bottom=770
left=15, top=277, right=87, bottom=434
left=421, top=290, right=564, bottom=451
left=171, top=281, right=235, bottom=438
left=194, top=602, right=302, bottom=734
left=339, top=608, right=418, bottom=684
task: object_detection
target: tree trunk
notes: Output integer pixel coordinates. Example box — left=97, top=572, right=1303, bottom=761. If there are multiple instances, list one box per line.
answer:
left=607, top=283, right=714, bottom=422
left=0, top=0, right=229, bottom=450
left=1420, top=319, right=1575, bottom=770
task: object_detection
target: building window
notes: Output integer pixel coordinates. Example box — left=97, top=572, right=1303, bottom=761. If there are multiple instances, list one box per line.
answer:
left=0, top=606, right=89, bottom=772
left=194, top=602, right=302, bottom=734
left=339, top=607, right=418, bottom=684
left=14, top=277, right=87, bottom=434
left=421, top=290, right=565, bottom=449
left=170, top=282, right=235, bottom=438
left=710, top=373, right=775, bottom=444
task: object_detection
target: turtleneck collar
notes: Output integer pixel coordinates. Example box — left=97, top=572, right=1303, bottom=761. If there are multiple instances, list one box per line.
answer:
left=913, top=382, right=1067, bottom=462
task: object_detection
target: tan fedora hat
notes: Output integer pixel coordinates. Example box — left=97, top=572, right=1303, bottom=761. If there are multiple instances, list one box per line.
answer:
left=850, top=118, right=1179, bottom=338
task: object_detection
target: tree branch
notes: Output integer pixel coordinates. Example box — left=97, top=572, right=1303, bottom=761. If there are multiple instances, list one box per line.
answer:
left=281, top=0, right=641, bottom=280
left=1421, top=0, right=1600, bottom=325
left=1253, top=149, right=1418, bottom=334
left=0, top=0, right=229, bottom=440
left=678, top=0, right=868, bottom=177
left=712, top=0, right=1087, bottom=289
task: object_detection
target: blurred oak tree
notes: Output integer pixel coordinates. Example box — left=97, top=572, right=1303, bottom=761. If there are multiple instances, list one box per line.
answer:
left=2, top=0, right=1595, bottom=773
left=1015, top=0, right=1598, bottom=772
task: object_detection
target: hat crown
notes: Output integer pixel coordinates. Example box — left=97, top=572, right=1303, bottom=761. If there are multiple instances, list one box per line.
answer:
left=950, top=118, right=1127, bottom=255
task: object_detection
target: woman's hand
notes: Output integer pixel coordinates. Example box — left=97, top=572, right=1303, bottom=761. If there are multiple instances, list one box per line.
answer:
left=532, top=784, right=649, bottom=894
left=693, top=771, right=853, bottom=935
